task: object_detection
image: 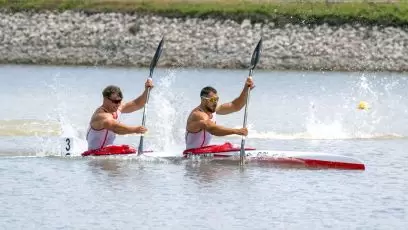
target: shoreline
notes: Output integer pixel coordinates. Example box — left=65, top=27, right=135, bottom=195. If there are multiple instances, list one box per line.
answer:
left=0, top=10, right=407, bottom=72
left=1, top=1, right=407, bottom=27
left=1, top=62, right=406, bottom=74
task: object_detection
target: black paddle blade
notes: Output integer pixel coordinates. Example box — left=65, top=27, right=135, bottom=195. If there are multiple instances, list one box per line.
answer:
left=250, top=38, right=262, bottom=70
left=149, top=36, right=165, bottom=77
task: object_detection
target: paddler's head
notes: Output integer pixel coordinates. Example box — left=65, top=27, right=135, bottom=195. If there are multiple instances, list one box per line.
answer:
left=102, top=85, right=123, bottom=112
left=200, top=86, right=218, bottom=113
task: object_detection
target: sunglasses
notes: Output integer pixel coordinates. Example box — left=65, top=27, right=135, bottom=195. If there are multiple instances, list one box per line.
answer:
left=107, top=97, right=122, bottom=104
left=201, top=96, right=219, bottom=103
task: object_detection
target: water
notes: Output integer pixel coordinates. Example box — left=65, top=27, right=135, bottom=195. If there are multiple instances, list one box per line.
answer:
left=0, top=65, right=406, bottom=229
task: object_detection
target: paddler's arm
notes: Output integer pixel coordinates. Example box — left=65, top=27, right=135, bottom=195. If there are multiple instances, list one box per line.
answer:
left=99, top=114, right=147, bottom=135
left=187, top=112, right=247, bottom=137
left=120, top=78, right=154, bottom=113
left=216, top=77, right=255, bottom=115
left=204, top=121, right=248, bottom=137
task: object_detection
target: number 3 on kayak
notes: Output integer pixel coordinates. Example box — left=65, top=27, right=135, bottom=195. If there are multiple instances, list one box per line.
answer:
left=61, top=137, right=73, bottom=156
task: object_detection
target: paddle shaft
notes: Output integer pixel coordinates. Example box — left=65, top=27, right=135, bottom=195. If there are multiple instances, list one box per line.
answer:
left=137, top=37, right=164, bottom=156
left=137, top=86, right=151, bottom=155
left=239, top=69, right=253, bottom=165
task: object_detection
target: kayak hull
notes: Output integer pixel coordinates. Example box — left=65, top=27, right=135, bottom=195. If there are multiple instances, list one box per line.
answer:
left=80, top=143, right=365, bottom=170
left=185, top=150, right=366, bottom=170
left=183, top=143, right=365, bottom=170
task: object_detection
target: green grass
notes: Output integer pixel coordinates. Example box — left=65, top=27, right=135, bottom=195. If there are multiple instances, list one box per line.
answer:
left=0, top=0, right=407, bottom=26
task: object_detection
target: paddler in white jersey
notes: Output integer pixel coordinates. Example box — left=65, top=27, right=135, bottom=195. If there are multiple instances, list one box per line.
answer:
left=185, top=77, right=255, bottom=149
left=86, top=79, right=153, bottom=150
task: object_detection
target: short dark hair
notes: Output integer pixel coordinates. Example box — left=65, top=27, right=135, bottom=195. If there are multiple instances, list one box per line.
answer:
left=200, top=86, right=217, bottom=97
left=102, top=85, right=123, bottom=99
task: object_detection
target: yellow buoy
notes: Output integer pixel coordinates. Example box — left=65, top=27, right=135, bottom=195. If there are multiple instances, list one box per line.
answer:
left=357, top=101, right=369, bottom=110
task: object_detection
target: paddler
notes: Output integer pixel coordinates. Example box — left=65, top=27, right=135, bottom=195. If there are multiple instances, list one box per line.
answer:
left=185, top=76, right=255, bottom=149
left=86, top=79, right=153, bottom=150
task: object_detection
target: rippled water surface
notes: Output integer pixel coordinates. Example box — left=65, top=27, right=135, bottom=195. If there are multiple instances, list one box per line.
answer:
left=0, top=65, right=406, bottom=229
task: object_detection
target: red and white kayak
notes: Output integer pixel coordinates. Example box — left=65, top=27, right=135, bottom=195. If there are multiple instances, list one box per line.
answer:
left=79, top=143, right=365, bottom=170
left=182, top=142, right=365, bottom=170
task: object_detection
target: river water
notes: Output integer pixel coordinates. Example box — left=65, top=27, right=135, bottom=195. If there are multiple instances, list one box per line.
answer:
left=0, top=65, right=406, bottom=229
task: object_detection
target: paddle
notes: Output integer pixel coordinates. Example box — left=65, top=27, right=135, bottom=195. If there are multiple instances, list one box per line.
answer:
left=137, top=37, right=165, bottom=155
left=239, top=38, right=262, bottom=166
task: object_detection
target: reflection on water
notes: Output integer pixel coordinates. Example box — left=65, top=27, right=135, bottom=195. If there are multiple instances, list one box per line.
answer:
left=184, top=161, right=237, bottom=184
left=87, top=159, right=125, bottom=177
left=0, top=119, right=61, bottom=136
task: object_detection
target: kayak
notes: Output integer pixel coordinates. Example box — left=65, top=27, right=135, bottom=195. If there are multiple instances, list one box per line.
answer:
left=79, top=143, right=365, bottom=170
left=81, top=145, right=136, bottom=156
left=182, top=142, right=366, bottom=170
left=80, top=144, right=154, bottom=156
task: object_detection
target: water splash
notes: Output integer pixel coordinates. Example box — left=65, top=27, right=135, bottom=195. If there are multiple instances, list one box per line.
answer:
left=6, top=68, right=407, bottom=156
left=35, top=73, right=87, bottom=157
left=149, top=68, right=187, bottom=153
left=241, top=73, right=407, bottom=140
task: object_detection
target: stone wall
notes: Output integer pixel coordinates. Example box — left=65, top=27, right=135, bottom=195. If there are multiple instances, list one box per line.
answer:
left=0, top=11, right=407, bottom=71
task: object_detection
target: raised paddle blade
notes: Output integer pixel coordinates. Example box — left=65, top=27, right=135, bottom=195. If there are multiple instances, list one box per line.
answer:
left=250, top=38, right=262, bottom=71
left=240, top=38, right=262, bottom=166
left=149, top=36, right=165, bottom=78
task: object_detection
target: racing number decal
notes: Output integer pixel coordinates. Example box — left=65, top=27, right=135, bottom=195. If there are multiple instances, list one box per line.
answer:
left=65, top=138, right=71, bottom=151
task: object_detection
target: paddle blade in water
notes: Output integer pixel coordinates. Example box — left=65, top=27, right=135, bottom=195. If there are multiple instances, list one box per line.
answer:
left=149, top=37, right=165, bottom=77
left=250, top=38, right=262, bottom=70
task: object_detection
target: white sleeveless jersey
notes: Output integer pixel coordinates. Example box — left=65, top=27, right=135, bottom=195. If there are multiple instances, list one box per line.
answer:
left=185, top=111, right=216, bottom=149
left=86, top=111, right=120, bottom=150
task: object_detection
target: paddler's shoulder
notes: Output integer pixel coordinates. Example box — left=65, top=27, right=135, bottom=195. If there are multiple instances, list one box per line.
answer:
left=190, top=108, right=210, bottom=120
left=93, top=107, right=106, bottom=115
left=92, top=107, right=113, bottom=119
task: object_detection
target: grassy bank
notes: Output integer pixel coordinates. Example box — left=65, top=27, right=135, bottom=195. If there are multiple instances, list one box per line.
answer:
left=0, top=0, right=407, bottom=26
